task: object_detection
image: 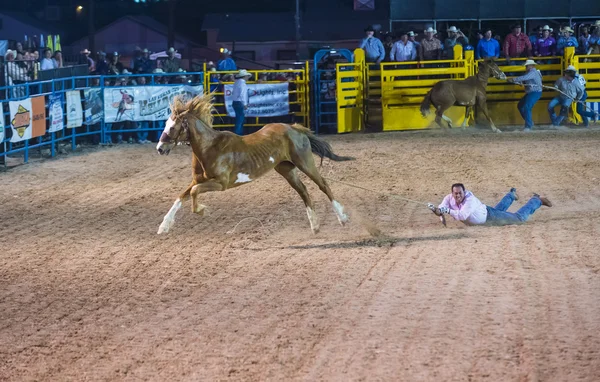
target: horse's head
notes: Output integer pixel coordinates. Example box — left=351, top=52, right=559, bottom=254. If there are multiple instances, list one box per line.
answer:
left=156, top=112, right=190, bottom=156
left=156, top=94, right=213, bottom=156
left=482, top=59, right=507, bottom=81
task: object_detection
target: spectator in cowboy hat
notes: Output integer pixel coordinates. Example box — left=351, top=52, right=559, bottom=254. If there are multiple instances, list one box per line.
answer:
left=419, top=27, right=442, bottom=61
left=163, top=47, right=181, bottom=73
left=95, top=51, right=108, bottom=75
left=108, top=52, right=124, bottom=75
left=534, top=25, right=556, bottom=57
left=217, top=48, right=237, bottom=71
left=503, top=24, right=532, bottom=59
left=507, top=60, right=543, bottom=131
left=359, top=25, right=385, bottom=63
left=390, top=31, right=416, bottom=62
left=589, top=20, right=600, bottom=52
left=80, top=48, right=96, bottom=73
left=557, top=26, right=579, bottom=55
left=231, top=69, right=252, bottom=135
left=407, top=31, right=420, bottom=51
left=443, top=26, right=469, bottom=59
left=547, top=65, right=584, bottom=126
left=382, top=33, right=394, bottom=62
left=476, top=28, right=500, bottom=59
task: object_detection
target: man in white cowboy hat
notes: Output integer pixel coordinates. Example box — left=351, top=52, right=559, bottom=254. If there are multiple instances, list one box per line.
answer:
left=557, top=26, right=578, bottom=55
left=419, top=27, right=441, bottom=61
left=217, top=48, right=237, bottom=71
left=568, top=65, right=599, bottom=126
left=231, top=69, right=252, bottom=135
left=359, top=25, right=386, bottom=63
left=534, top=25, right=556, bottom=57
left=547, top=65, right=584, bottom=126
left=80, top=48, right=96, bottom=73
left=504, top=24, right=532, bottom=59
left=162, top=47, right=181, bottom=73
left=443, top=26, right=469, bottom=59
left=407, top=31, right=420, bottom=50
left=476, top=28, right=500, bottom=59
left=507, top=60, right=543, bottom=131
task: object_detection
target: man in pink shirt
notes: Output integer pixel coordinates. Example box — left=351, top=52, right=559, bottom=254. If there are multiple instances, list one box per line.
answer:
left=430, top=183, right=552, bottom=226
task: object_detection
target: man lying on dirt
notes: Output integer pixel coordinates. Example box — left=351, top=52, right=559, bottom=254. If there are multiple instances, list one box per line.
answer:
left=428, top=183, right=552, bottom=226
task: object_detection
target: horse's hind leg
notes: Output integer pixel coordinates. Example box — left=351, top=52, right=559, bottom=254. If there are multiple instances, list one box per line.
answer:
left=293, top=154, right=349, bottom=226
left=436, top=105, right=453, bottom=128
left=275, top=162, right=319, bottom=234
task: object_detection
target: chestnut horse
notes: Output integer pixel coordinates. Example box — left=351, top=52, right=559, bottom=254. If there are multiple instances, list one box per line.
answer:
left=420, top=59, right=506, bottom=132
left=155, top=95, right=354, bottom=235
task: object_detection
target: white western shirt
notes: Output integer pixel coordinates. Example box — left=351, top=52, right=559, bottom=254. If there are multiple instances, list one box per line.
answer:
left=232, top=78, right=249, bottom=106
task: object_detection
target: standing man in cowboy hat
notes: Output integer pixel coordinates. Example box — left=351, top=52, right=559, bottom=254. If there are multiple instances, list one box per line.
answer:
left=507, top=60, right=543, bottom=131
left=589, top=21, right=600, bottom=53
left=419, top=27, right=442, bottom=61
left=390, top=31, right=416, bottom=62
left=476, top=28, right=500, bottom=59
left=570, top=65, right=599, bottom=127
left=557, top=26, right=578, bottom=56
left=578, top=25, right=592, bottom=55
left=443, top=26, right=469, bottom=59
left=407, top=31, right=420, bottom=52
left=162, top=47, right=181, bottom=73
left=359, top=25, right=385, bottom=64
left=80, top=49, right=95, bottom=73
left=232, top=69, right=252, bottom=135
left=504, top=24, right=532, bottom=60
left=534, top=25, right=556, bottom=57
left=548, top=66, right=584, bottom=127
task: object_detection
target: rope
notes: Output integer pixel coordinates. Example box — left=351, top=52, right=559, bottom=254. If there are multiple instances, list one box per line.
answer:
left=509, top=80, right=599, bottom=115
left=324, top=177, right=428, bottom=206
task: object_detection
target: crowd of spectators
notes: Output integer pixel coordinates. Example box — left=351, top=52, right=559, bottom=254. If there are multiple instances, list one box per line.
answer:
left=361, top=21, right=600, bottom=63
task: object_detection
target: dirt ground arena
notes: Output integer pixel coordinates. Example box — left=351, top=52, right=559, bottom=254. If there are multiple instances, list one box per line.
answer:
left=1, top=128, right=599, bottom=381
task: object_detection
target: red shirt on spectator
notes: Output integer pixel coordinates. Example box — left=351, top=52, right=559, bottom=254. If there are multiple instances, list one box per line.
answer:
left=503, top=33, right=532, bottom=58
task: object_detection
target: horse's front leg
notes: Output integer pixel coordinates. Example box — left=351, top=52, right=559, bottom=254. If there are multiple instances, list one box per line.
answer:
left=191, top=180, right=225, bottom=215
left=477, top=98, right=501, bottom=133
left=461, top=106, right=472, bottom=129
left=158, top=181, right=196, bottom=234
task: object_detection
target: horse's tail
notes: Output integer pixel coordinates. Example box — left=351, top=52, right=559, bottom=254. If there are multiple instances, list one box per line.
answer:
left=290, top=123, right=355, bottom=162
left=420, top=90, right=433, bottom=117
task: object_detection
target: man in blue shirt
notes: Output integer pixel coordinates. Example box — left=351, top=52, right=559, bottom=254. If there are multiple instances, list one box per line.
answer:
left=217, top=48, right=237, bottom=72
left=359, top=25, right=385, bottom=63
left=476, top=28, right=500, bottom=59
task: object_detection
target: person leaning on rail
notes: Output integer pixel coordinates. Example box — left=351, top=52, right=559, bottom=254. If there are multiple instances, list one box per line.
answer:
left=506, top=60, right=543, bottom=132
left=428, top=183, right=552, bottom=227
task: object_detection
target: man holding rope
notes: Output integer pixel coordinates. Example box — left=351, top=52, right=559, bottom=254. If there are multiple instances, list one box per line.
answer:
left=429, top=184, right=552, bottom=226
left=547, top=66, right=584, bottom=126
left=507, top=60, right=543, bottom=131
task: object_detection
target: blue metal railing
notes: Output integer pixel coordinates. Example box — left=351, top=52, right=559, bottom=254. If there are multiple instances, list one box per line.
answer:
left=1, top=72, right=204, bottom=166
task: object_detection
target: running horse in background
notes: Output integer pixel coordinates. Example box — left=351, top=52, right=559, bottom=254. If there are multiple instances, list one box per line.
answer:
left=420, top=59, right=507, bottom=132
left=155, top=94, right=354, bottom=235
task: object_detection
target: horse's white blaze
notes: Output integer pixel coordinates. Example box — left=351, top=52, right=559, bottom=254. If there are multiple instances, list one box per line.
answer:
left=165, top=116, right=176, bottom=130
left=158, top=198, right=182, bottom=234
left=234, top=173, right=252, bottom=183
left=269, top=156, right=275, bottom=163
left=306, top=207, right=320, bottom=233
left=332, top=200, right=349, bottom=225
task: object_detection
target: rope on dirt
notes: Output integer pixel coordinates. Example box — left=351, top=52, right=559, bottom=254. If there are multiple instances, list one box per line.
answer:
left=226, top=217, right=266, bottom=235
left=324, top=177, right=428, bottom=206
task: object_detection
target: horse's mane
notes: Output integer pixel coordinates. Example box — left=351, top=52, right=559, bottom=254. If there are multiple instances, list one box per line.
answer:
left=171, top=94, right=214, bottom=127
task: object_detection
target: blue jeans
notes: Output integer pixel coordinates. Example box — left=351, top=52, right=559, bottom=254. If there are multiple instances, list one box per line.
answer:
left=485, top=191, right=543, bottom=226
left=548, top=96, right=572, bottom=126
left=517, top=92, right=542, bottom=129
left=576, top=92, right=595, bottom=126
left=232, top=101, right=245, bottom=135
left=137, top=121, right=149, bottom=142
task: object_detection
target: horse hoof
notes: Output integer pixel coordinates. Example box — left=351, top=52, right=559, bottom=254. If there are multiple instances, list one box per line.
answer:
left=311, top=225, right=320, bottom=235
left=193, top=204, right=207, bottom=215
left=338, top=214, right=350, bottom=226
left=157, top=223, right=170, bottom=234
